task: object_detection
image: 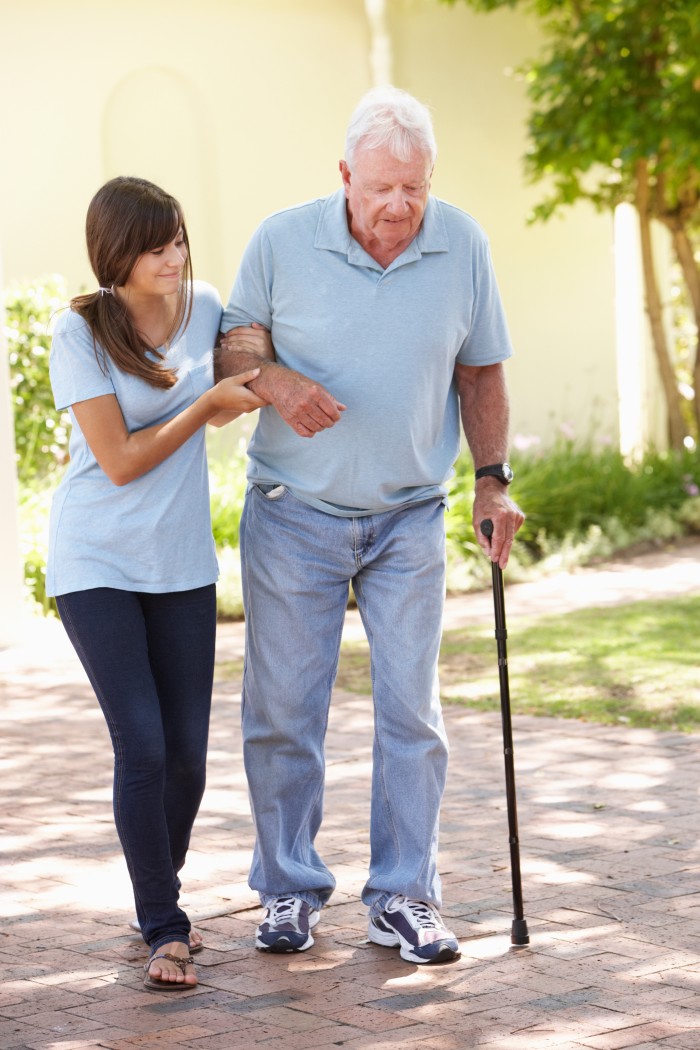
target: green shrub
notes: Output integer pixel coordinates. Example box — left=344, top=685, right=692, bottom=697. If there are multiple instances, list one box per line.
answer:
left=446, top=438, right=700, bottom=573
left=209, top=449, right=249, bottom=618
left=510, top=440, right=700, bottom=554
left=17, top=479, right=56, bottom=615
left=678, top=496, right=700, bottom=530
left=209, top=449, right=249, bottom=549
left=4, top=276, right=70, bottom=483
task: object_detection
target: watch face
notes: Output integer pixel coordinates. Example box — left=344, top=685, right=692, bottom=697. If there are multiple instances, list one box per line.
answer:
left=503, top=462, right=514, bottom=482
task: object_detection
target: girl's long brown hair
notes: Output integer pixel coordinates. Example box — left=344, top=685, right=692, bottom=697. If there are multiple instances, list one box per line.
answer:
left=70, top=176, right=193, bottom=389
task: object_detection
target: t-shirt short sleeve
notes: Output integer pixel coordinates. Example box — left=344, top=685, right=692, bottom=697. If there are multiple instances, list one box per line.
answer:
left=455, top=229, right=513, bottom=368
left=221, top=224, right=274, bottom=333
left=49, top=310, right=116, bottom=411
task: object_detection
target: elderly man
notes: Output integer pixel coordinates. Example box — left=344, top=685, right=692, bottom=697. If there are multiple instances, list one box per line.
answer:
left=217, top=85, right=524, bottom=965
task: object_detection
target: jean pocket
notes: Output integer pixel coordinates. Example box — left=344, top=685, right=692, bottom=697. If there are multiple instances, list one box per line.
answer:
left=255, top=483, right=286, bottom=500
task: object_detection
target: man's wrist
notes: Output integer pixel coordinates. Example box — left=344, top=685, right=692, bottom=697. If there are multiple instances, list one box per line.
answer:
left=475, top=461, right=514, bottom=486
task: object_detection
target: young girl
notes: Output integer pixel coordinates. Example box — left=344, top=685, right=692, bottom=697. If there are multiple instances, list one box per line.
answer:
left=47, top=176, right=267, bottom=991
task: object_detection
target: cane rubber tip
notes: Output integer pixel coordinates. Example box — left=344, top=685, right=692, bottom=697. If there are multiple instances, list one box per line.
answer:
left=510, top=919, right=530, bottom=947
left=481, top=518, right=494, bottom=539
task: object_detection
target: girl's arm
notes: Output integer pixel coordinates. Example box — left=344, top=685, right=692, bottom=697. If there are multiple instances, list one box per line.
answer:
left=72, top=369, right=264, bottom=486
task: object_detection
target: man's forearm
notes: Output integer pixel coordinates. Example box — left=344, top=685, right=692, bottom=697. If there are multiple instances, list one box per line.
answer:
left=456, top=362, right=510, bottom=465
left=214, top=346, right=345, bottom=437
left=214, top=347, right=276, bottom=390
left=455, top=361, right=525, bottom=568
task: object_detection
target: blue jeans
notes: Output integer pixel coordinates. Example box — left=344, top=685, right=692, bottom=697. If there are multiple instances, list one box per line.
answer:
left=240, top=485, right=449, bottom=916
left=56, top=585, right=216, bottom=953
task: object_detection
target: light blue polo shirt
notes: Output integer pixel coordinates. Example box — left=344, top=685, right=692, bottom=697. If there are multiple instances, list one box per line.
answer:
left=47, top=281, right=222, bottom=596
left=222, top=188, right=513, bottom=516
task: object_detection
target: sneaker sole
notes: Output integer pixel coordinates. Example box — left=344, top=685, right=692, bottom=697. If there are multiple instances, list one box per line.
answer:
left=256, top=932, right=315, bottom=953
left=400, top=942, right=461, bottom=965
left=367, top=923, right=400, bottom=949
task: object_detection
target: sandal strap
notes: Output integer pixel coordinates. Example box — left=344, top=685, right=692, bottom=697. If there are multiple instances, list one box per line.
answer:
left=145, top=952, right=194, bottom=976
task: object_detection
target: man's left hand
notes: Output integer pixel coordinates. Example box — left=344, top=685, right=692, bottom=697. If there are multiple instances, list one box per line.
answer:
left=473, top=478, right=525, bottom=569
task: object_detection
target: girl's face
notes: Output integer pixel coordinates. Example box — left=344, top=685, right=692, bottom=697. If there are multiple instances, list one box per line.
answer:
left=123, top=228, right=188, bottom=298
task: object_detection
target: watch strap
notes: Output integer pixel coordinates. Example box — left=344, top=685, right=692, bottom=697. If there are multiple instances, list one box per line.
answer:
left=475, top=462, right=513, bottom=485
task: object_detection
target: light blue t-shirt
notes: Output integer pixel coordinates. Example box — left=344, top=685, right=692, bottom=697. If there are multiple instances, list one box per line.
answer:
left=222, top=188, right=513, bottom=516
left=47, top=281, right=222, bottom=596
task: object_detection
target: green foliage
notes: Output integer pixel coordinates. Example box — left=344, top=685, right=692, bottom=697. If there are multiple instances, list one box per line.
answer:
left=524, top=1, right=700, bottom=222
left=209, top=450, right=249, bottom=550
left=446, top=437, right=700, bottom=573
left=209, top=451, right=249, bottom=618
left=17, top=479, right=56, bottom=616
left=443, top=0, right=700, bottom=218
left=4, top=276, right=70, bottom=482
left=511, top=440, right=699, bottom=552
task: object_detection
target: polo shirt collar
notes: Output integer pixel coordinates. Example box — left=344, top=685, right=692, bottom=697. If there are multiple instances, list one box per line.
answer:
left=315, top=188, right=450, bottom=271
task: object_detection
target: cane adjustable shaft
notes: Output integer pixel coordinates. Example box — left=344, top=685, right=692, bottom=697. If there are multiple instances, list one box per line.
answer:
left=481, top=519, right=529, bottom=947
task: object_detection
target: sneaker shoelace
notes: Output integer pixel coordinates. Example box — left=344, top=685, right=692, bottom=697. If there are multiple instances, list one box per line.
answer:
left=395, top=897, right=444, bottom=930
left=268, top=896, right=299, bottom=923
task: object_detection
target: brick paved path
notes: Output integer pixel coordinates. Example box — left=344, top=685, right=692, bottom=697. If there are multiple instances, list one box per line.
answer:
left=2, top=546, right=700, bottom=1049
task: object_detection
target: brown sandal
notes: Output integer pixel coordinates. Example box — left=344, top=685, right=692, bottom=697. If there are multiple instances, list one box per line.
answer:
left=143, top=952, right=196, bottom=991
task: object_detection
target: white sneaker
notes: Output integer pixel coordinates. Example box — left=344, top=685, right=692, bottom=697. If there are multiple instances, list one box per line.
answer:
left=256, top=896, right=320, bottom=953
left=368, top=895, right=460, bottom=964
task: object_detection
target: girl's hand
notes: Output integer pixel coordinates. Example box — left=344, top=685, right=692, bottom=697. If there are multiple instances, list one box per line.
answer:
left=212, top=369, right=266, bottom=412
left=220, top=323, right=275, bottom=362
left=208, top=369, right=267, bottom=427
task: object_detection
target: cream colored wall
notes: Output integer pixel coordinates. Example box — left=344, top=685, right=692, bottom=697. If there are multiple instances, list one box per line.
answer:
left=0, top=0, right=620, bottom=450
left=0, top=0, right=368, bottom=295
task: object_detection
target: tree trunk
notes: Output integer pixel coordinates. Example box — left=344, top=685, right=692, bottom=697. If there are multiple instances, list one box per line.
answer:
left=635, top=160, right=686, bottom=449
left=666, top=222, right=700, bottom=434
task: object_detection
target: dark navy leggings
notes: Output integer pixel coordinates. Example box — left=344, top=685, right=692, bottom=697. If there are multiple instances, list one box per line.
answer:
left=56, top=585, right=216, bottom=953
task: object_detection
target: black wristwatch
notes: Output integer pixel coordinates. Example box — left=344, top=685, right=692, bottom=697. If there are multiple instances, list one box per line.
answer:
left=475, top=462, right=514, bottom=486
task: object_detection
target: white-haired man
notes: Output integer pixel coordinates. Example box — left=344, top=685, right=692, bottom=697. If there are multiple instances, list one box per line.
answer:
left=217, top=86, right=524, bottom=965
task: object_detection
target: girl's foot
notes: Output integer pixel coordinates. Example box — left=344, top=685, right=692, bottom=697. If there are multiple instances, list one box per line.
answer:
left=144, top=941, right=197, bottom=990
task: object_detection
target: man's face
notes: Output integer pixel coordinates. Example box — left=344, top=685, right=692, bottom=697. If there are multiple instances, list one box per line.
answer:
left=340, top=144, right=433, bottom=261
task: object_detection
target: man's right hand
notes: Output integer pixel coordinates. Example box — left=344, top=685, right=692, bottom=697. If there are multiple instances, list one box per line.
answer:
left=216, top=332, right=346, bottom=437
left=259, top=364, right=346, bottom=437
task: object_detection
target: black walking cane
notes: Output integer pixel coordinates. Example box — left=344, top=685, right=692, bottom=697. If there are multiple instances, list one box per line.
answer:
left=481, top=519, right=529, bottom=947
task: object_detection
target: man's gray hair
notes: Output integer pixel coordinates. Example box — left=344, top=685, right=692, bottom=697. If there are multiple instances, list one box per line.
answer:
left=344, top=85, right=437, bottom=169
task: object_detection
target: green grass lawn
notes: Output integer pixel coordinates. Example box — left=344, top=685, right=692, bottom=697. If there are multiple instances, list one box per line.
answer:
left=216, top=594, right=700, bottom=733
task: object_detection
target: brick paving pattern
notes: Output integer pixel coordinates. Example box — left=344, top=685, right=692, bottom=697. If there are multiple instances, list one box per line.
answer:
left=2, top=544, right=700, bottom=1049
